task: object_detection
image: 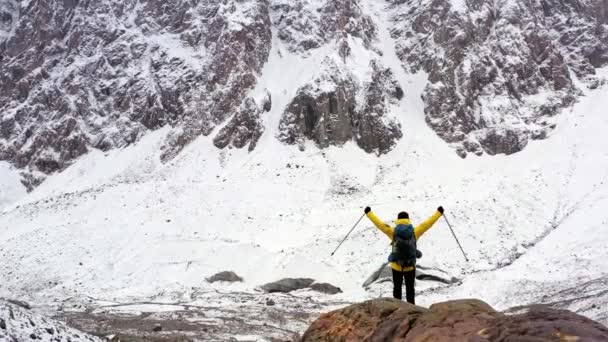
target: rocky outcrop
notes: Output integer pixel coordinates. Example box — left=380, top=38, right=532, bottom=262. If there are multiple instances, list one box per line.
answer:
left=310, top=283, right=343, bottom=295
left=363, top=264, right=460, bottom=288
left=302, top=298, right=608, bottom=341
left=388, top=0, right=608, bottom=157
left=270, top=0, right=376, bottom=54
left=260, top=278, right=315, bottom=293
left=277, top=57, right=402, bottom=154
left=0, top=299, right=101, bottom=341
left=206, top=271, right=244, bottom=283
left=212, top=97, right=265, bottom=152
left=0, top=0, right=272, bottom=188
left=260, top=278, right=343, bottom=295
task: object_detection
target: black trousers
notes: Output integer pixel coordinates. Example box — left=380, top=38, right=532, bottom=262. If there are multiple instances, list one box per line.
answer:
left=392, top=268, right=416, bottom=304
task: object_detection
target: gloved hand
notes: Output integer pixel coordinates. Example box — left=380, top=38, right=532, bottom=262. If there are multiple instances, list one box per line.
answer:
left=364, top=207, right=371, bottom=214
left=438, top=206, right=444, bottom=214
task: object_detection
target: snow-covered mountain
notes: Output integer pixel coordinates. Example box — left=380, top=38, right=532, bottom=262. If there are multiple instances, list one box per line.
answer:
left=1, top=0, right=606, bottom=188
left=1, top=0, right=608, bottom=339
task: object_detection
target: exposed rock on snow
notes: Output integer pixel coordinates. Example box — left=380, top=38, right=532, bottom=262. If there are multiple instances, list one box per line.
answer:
left=260, top=278, right=315, bottom=293
left=270, top=0, right=377, bottom=54
left=0, top=299, right=101, bottom=342
left=6, top=299, right=30, bottom=310
left=206, top=271, right=244, bottom=283
left=310, top=283, right=343, bottom=295
left=212, top=97, right=264, bottom=152
left=387, top=0, right=608, bottom=157
left=2, top=0, right=607, bottom=185
left=0, top=0, right=272, bottom=188
left=277, top=57, right=402, bottom=154
left=302, top=298, right=608, bottom=341
left=260, top=278, right=343, bottom=295
left=363, top=264, right=460, bottom=288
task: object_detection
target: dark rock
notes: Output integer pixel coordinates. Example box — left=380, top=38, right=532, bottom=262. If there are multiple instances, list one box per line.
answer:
left=278, top=58, right=402, bottom=154
left=302, top=298, right=608, bottom=341
left=0, top=318, right=6, bottom=329
left=310, top=283, right=342, bottom=295
left=271, top=0, right=377, bottom=53
left=479, top=128, right=529, bottom=156
left=260, top=278, right=315, bottom=293
left=152, top=324, right=162, bottom=332
left=206, top=271, right=243, bottom=283
left=363, top=264, right=458, bottom=287
left=7, top=300, right=30, bottom=310
left=262, top=90, right=272, bottom=112
left=266, top=299, right=275, bottom=306
left=213, top=97, right=264, bottom=152
left=29, top=333, right=38, bottom=339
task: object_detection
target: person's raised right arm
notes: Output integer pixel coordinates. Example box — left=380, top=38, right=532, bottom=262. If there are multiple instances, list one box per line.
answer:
left=364, top=207, right=393, bottom=239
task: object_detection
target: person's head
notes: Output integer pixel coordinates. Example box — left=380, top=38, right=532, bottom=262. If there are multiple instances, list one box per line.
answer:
left=397, top=211, right=409, bottom=220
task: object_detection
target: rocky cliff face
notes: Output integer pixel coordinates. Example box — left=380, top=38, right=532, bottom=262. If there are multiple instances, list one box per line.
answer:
left=302, top=298, right=608, bottom=341
left=1, top=0, right=607, bottom=187
left=277, top=57, right=403, bottom=154
left=388, top=0, right=608, bottom=157
left=0, top=0, right=272, bottom=189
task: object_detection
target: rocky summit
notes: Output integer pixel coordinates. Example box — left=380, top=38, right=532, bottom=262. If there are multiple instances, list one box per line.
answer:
left=1, top=0, right=607, bottom=187
left=302, top=298, right=608, bottom=341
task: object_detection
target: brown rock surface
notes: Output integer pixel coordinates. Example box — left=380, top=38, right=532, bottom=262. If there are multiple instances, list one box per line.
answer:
left=301, top=298, right=608, bottom=341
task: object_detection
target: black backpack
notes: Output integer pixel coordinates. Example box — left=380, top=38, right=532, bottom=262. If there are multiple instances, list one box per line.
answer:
left=389, top=224, right=417, bottom=267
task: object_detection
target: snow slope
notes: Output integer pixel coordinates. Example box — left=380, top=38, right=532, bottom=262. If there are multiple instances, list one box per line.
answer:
left=0, top=5, right=607, bottom=336
left=0, top=162, right=25, bottom=210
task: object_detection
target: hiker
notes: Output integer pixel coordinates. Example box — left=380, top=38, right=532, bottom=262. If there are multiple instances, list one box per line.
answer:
left=364, top=206, right=444, bottom=304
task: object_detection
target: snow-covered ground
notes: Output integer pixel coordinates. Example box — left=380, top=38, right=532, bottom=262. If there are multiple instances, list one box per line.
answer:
left=0, top=9, right=607, bottom=338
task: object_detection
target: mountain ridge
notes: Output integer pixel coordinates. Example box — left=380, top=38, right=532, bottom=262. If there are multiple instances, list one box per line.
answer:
left=1, top=0, right=607, bottom=188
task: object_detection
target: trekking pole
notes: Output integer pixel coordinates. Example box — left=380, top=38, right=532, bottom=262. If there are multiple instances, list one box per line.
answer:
left=330, top=213, right=366, bottom=256
left=443, top=213, right=469, bottom=262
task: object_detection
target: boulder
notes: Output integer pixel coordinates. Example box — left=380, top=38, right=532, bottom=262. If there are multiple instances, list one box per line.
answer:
left=310, top=283, right=342, bottom=295
left=206, top=271, right=243, bottom=283
left=260, top=278, right=315, bottom=293
left=363, top=264, right=459, bottom=288
left=6, top=300, right=30, bottom=310
left=302, top=298, right=608, bottom=341
left=302, top=298, right=426, bottom=341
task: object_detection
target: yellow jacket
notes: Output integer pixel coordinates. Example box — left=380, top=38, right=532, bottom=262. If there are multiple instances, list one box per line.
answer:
left=366, top=210, right=442, bottom=272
